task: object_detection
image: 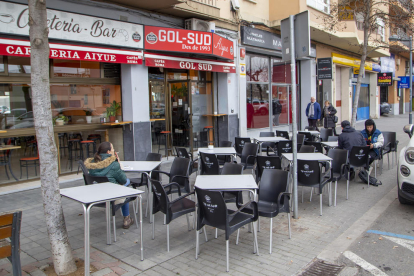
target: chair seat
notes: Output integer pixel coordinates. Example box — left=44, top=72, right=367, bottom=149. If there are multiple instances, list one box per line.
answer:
left=160, top=131, right=171, bottom=134
left=171, top=197, right=195, bottom=213
left=204, top=126, right=213, bottom=129
left=227, top=209, right=254, bottom=229
left=81, top=140, right=95, bottom=144
left=238, top=201, right=283, bottom=218
left=20, top=157, right=39, bottom=161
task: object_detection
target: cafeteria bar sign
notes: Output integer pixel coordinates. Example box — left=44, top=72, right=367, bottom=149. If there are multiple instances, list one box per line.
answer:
left=377, top=72, right=392, bottom=86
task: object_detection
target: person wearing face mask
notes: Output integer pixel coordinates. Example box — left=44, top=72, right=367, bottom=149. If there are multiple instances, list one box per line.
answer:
left=321, top=100, right=337, bottom=135
left=84, top=141, right=134, bottom=229
left=305, top=97, right=321, bottom=131
left=361, top=119, right=384, bottom=165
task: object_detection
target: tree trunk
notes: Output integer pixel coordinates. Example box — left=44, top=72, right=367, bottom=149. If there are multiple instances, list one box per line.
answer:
left=28, top=0, right=77, bottom=274
left=351, top=0, right=371, bottom=128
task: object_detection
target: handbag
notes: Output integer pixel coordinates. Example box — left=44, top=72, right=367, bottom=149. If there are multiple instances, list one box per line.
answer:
left=333, top=116, right=338, bottom=123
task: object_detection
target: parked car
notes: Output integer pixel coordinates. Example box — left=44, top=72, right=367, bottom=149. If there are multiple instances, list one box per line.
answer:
left=252, top=99, right=269, bottom=115
left=398, top=124, right=414, bottom=204
left=0, top=108, right=27, bottom=129
left=380, top=102, right=392, bottom=115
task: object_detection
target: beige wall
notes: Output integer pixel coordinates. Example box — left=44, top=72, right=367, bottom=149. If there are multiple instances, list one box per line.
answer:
left=269, top=0, right=299, bottom=22
left=218, top=0, right=270, bottom=24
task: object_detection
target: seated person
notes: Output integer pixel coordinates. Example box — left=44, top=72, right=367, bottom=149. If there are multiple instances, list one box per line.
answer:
left=361, top=119, right=384, bottom=165
left=338, top=120, right=366, bottom=152
left=84, top=142, right=134, bottom=229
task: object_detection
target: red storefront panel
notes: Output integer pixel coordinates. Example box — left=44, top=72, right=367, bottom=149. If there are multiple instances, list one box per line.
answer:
left=212, top=33, right=234, bottom=60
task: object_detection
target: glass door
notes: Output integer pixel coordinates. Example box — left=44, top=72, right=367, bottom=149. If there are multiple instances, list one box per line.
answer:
left=271, top=85, right=289, bottom=126
left=168, top=81, right=191, bottom=150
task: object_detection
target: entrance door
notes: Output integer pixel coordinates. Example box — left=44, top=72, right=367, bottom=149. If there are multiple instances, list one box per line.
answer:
left=352, top=84, right=370, bottom=120
left=168, top=81, right=191, bottom=150
left=271, top=85, right=289, bottom=126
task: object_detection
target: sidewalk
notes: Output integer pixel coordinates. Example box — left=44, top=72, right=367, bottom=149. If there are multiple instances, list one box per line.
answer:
left=0, top=114, right=409, bottom=276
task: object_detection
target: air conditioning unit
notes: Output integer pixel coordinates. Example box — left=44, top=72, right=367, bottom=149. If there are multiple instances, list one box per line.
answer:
left=185, top=18, right=215, bottom=33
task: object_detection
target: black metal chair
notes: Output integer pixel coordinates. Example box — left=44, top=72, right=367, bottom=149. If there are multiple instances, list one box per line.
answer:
left=259, top=132, right=275, bottom=153
left=151, top=179, right=195, bottom=252
left=344, top=146, right=371, bottom=199
left=0, top=210, right=22, bottom=276
left=153, top=157, right=191, bottom=195
left=320, top=128, right=333, bottom=141
left=276, top=130, right=289, bottom=140
left=175, top=147, right=198, bottom=175
left=297, top=160, right=331, bottom=216
left=328, top=136, right=338, bottom=142
left=298, top=132, right=313, bottom=142
left=297, top=134, right=306, bottom=151
left=255, top=156, right=282, bottom=183
left=304, top=141, right=323, bottom=153
left=217, top=141, right=233, bottom=165
left=298, top=145, right=315, bottom=153
left=382, top=131, right=398, bottom=170
left=236, top=169, right=291, bottom=254
left=326, top=149, right=348, bottom=206
left=199, top=152, right=220, bottom=175
left=267, top=140, right=293, bottom=157
left=0, top=140, right=17, bottom=181
left=235, top=137, right=251, bottom=158
left=83, top=174, right=138, bottom=242
left=195, top=187, right=259, bottom=272
left=237, top=143, right=258, bottom=171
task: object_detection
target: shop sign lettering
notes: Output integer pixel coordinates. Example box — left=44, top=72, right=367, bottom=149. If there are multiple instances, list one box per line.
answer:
left=145, top=56, right=236, bottom=73
left=0, top=1, right=143, bottom=49
left=377, top=72, right=393, bottom=86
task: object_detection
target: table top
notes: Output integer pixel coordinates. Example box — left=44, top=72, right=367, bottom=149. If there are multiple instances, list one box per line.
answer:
left=202, top=114, right=227, bottom=117
left=0, top=145, right=21, bottom=151
left=198, top=147, right=236, bottom=155
left=121, top=161, right=162, bottom=172
left=195, top=175, right=258, bottom=190
left=321, top=141, right=338, bottom=148
left=282, top=153, right=332, bottom=161
left=299, top=130, right=320, bottom=135
left=60, top=183, right=144, bottom=204
left=253, top=137, right=288, bottom=143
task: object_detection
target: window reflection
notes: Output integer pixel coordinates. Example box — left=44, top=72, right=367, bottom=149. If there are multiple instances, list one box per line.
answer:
left=8, top=56, right=31, bottom=74
left=0, top=56, right=4, bottom=73
left=53, top=60, right=101, bottom=78
left=248, top=56, right=269, bottom=82
left=246, top=83, right=269, bottom=129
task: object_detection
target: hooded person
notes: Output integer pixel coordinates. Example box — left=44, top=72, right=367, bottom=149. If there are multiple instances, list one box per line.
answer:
left=338, top=120, right=366, bottom=152
left=361, top=119, right=384, bottom=164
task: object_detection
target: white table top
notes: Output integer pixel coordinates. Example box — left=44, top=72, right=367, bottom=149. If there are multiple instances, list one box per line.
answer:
left=60, top=183, right=144, bottom=204
left=198, top=147, right=236, bottom=155
left=121, top=161, right=162, bottom=172
left=253, top=137, right=288, bottom=143
left=299, top=130, right=320, bottom=135
left=195, top=175, right=258, bottom=190
left=321, top=141, right=338, bottom=148
left=282, top=153, right=332, bottom=161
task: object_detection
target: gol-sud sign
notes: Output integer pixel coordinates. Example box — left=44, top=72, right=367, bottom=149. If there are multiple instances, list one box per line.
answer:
left=339, top=6, right=354, bottom=21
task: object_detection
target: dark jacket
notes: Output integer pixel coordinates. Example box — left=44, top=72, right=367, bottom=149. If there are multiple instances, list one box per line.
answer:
left=321, top=104, right=337, bottom=128
left=84, top=153, right=127, bottom=185
left=361, top=128, right=384, bottom=156
left=338, top=125, right=366, bottom=152
left=306, top=102, right=321, bottom=120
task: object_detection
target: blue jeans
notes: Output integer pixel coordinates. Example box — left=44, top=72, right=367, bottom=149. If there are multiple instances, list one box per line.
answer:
left=121, top=179, right=131, bottom=217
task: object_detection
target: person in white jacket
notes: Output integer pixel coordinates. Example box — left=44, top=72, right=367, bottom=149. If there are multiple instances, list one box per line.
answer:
left=360, top=119, right=384, bottom=165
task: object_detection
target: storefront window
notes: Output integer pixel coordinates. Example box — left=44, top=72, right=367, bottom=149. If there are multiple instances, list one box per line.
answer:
left=0, top=56, right=5, bottom=74
left=248, top=56, right=269, bottom=82
left=8, top=56, right=31, bottom=74
left=246, top=83, right=269, bottom=129
left=52, top=60, right=101, bottom=78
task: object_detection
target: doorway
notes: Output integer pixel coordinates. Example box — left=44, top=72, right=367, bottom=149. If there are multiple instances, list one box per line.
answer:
left=168, top=81, right=191, bottom=149
left=352, top=84, right=370, bottom=121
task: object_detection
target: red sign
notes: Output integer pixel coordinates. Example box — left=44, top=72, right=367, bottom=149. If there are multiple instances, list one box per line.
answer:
left=145, top=53, right=236, bottom=73
left=240, top=48, right=246, bottom=60
left=144, top=26, right=234, bottom=60
left=0, top=38, right=143, bottom=64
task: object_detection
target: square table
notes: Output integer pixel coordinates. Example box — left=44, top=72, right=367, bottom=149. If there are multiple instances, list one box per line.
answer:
left=252, top=137, right=289, bottom=152
left=61, top=183, right=145, bottom=276
left=321, top=141, right=338, bottom=149
left=121, top=161, right=162, bottom=223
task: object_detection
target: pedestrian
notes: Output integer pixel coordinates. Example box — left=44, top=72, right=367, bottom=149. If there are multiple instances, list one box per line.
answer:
left=272, top=99, right=282, bottom=126
left=361, top=119, right=384, bottom=165
left=84, top=141, right=134, bottom=229
left=305, top=97, right=321, bottom=131
left=321, top=100, right=337, bottom=135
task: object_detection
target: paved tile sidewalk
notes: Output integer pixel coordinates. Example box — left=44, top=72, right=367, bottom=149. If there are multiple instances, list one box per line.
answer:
left=0, top=114, right=409, bottom=275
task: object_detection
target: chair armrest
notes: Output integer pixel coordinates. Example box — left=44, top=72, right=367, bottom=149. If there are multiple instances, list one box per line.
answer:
left=246, top=155, right=256, bottom=166
left=277, top=192, right=291, bottom=210
left=152, top=170, right=170, bottom=178
left=396, top=140, right=399, bottom=146
left=162, top=182, right=182, bottom=196
left=169, top=191, right=195, bottom=205
left=171, top=175, right=189, bottom=183
left=229, top=200, right=258, bottom=220
left=266, top=146, right=277, bottom=156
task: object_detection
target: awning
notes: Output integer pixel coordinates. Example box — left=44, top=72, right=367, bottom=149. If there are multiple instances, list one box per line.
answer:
left=144, top=53, right=236, bottom=73
left=0, top=38, right=143, bottom=64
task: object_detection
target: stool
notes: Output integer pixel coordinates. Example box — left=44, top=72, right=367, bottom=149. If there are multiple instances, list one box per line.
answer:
left=68, top=139, right=82, bottom=171
left=158, top=131, right=173, bottom=159
left=87, top=134, right=102, bottom=145
left=58, top=133, right=68, bottom=157
left=203, top=126, right=214, bottom=146
left=24, top=139, right=37, bottom=156
left=81, top=140, right=96, bottom=158
left=20, top=156, right=39, bottom=180
left=69, top=133, right=82, bottom=140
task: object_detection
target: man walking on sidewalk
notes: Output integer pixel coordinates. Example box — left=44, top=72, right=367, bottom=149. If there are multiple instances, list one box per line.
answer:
left=305, top=97, right=321, bottom=130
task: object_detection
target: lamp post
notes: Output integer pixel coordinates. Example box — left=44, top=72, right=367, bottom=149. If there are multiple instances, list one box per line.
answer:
left=389, top=35, right=413, bottom=124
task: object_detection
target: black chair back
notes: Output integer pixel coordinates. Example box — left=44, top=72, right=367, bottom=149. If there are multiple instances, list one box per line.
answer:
left=277, top=140, right=293, bottom=155
left=219, top=141, right=233, bottom=147
left=83, top=174, right=109, bottom=185
left=348, top=146, right=370, bottom=168
left=299, top=145, right=315, bottom=153
left=175, top=147, right=190, bottom=159
left=327, top=136, right=338, bottom=142
left=320, top=128, right=333, bottom=141
left=305, top=126, right=316, bottom=131
left=78, top=160, right=89, bottom=176
left=235, top=137, right=251, bottom=155
left=297, top=160, right=321, bottom=186
left=221, top=163, right=243, bottom=175
left=146, top=152, right=162, bottom=181
left=151, top=179, right=170, bottom=219
left=256, top=156, right=282, bottom=182
left=276, top=130, right=289, bottom=139
left=259, top=169, right=289, bottom=206
left=304, top=141, right=323, bottom=153
left=195, top=187, right=228, bottom=230
left=259, top=132, right=275, bottom=137
left=297, top=134, right=305, bottom=145
left=240, top=143, right=258, bottom=164
left=298, top=132, right=312, bottom=142
left=170, top=157, right=191, bottom=191
left=328, top=148, right=348, bottom=175
left=382, top=132, right=396, bottom=152
left=200, top=152, right=220, bottom=175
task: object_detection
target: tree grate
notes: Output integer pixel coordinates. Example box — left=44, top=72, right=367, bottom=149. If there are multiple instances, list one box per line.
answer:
left=299, top=260, right=344, bottom=276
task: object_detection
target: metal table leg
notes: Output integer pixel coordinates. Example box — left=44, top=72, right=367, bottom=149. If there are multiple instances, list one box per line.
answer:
left=139, top=195, right=144, bottom=260
left=106, top=202, right=111, bottom=245
left=144, top=172, right=154, bottom=223
left=83, top=204, right=94, bottom=276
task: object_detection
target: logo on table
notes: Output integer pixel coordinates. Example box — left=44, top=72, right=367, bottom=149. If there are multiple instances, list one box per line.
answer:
left=146, top=32, right=158, bottom=44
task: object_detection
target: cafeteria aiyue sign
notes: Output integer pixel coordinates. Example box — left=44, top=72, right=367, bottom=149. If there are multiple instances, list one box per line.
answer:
left=0, top=1, right=144, bottom=49
left=144, top=26, right=234, bottom=60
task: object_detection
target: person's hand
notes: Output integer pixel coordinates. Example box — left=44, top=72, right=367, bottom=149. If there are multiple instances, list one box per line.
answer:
left=115, top=151, right=120, bottom=162
left=369, top=144, right=374, bottom=149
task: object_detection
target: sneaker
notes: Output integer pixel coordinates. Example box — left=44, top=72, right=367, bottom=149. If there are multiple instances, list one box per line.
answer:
left=123, top=215, right=134, bottom=229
